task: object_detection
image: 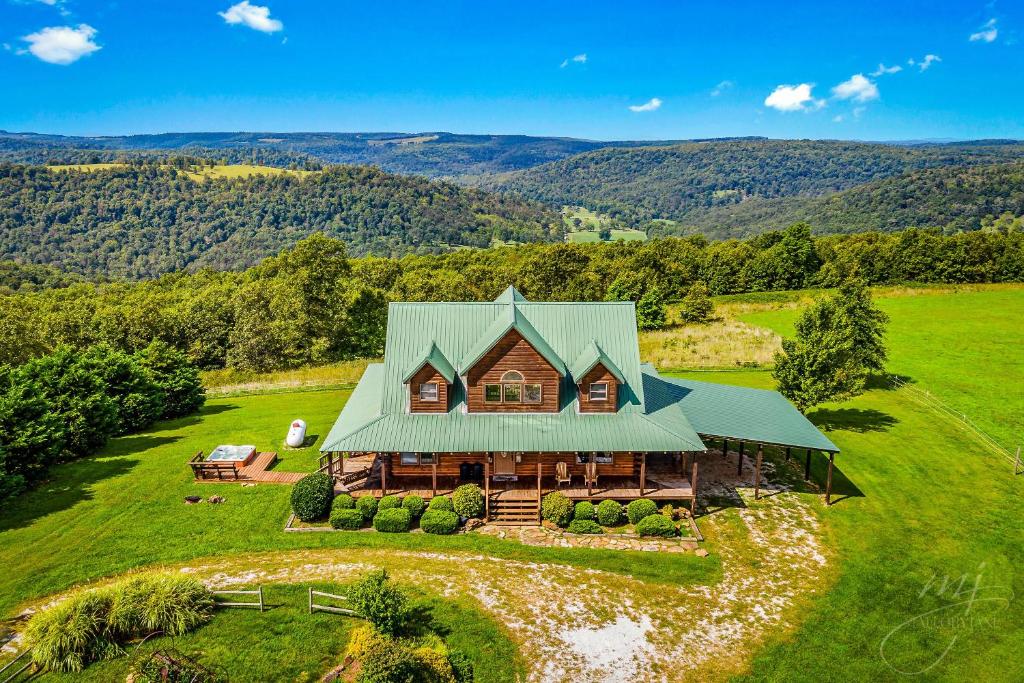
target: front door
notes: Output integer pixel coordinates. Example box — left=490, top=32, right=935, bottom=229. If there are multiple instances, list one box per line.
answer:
left=493, top=451, right=516, bottom=476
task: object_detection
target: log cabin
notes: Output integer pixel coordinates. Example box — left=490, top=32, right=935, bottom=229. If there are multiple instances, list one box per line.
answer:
left=321, top=286, right=839, bottom=523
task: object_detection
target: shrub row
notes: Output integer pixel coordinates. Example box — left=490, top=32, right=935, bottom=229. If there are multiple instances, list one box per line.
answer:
left=541, top=493, right=683, bottom=537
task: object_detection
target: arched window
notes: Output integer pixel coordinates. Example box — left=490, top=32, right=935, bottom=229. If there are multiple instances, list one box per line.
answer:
left=500, top=370, right=524, bottom=382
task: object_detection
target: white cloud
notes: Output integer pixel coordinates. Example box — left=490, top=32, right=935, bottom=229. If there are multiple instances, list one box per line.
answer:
left=832, top=114, right=844, bottom=123
left=628, top=97, right=662, bottom=112
left=831, top=73, right=879, bottom=103
left=219, top=1, right=283, bottom=33
left=870, top=63, right=902, bottom=76
left=764, top=83, right=823, bottom=112
left=970, top=18, right=998, bottom=43
left=918, top=54, right=941, bottom=71
left=560, top=53, right=587, bottom=68
left=710, top=80, right=734, bottom=97
left=21, top=24, right=100, bottom=65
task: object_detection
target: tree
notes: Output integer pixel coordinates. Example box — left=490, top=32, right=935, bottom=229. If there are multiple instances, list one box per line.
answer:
left=0, top=365, right=65, bottom=498
left=346, top=570, right=409, bottom=636
left=678, top=281, right=714, bottom=324
left=773, top=282, right=888, bottom=411
left=85, top=345, right=164, bottom=434
left=136, top=341, right=206, bottom=418
left=635, top=288, right=667, bottom=331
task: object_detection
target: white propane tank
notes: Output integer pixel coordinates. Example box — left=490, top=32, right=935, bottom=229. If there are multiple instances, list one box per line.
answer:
left=285, top=419, right=307, bottom=448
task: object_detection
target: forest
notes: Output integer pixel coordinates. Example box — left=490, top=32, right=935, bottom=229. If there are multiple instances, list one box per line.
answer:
left=0, top=161, right=561, bottom=278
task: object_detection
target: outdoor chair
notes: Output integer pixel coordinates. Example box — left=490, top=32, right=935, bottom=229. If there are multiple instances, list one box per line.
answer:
left=585, top=461, right=599, bottom=489
left=555, top=461, right=571, bottom=488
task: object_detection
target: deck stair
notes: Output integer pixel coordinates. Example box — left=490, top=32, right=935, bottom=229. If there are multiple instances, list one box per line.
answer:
left=489, top=496, right=540, bottom=525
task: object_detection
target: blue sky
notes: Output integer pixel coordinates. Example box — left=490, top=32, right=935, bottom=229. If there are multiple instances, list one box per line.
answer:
left=2, top=0, right=1022, bottom=140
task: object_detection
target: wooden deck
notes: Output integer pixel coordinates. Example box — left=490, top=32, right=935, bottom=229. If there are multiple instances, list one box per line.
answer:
left=192, top=452, right=305, bottom=485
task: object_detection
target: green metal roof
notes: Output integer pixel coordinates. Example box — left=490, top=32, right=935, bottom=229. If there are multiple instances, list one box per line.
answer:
left=651, top=367, right=839, bottom=452
left=494, top=285, right=528, bottom=303
left=569, top=340, right=626, bottom=384
left=401, top=341, right=456, bottom=384
left=458, top=301, right=568, bottom=377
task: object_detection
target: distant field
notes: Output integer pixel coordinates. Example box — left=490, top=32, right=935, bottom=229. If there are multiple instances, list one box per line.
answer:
left=46, top=162, right=314, bottom=181
left=47, top=163, right=128, bottom=172
left=562, top=205, right=648, bottom=243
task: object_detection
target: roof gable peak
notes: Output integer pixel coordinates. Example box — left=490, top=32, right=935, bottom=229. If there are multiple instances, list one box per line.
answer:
left=494, top=285, right=528, bottom=304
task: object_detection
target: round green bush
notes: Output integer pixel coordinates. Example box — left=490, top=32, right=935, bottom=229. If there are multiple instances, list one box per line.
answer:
left=373, top=507, right=412, bottom=533
left=567, top=519, right=603, bottom=534
left=402, top=495, right=426, bottom=518
left=419, top=509, right=459, bottom=534
left=573, top=501, right=595, bottom=521
left=596, top=499, right=624, bottom=526
left=635, top=513, right=677, bottom=537
left=330, top=508, right=364, bottom=530
left=333, top=493, right=355, bottom=510
left=428, top=495, right=454, bottom=511
left=627, top=499, right=659, bottom=525
left=290, top=473, right=334, bottom=522
left=541, top=491, right=573, bottom=527
left=452, top=484, right=485, bottom=518
left=356, top=495, right=379, bottom=521
left=378, top=494, right=402, bottom=510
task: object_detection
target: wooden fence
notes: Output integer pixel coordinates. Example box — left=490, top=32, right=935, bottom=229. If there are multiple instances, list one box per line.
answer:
left=0, top=650, right=31, bottom=683
left=308, top=588, right=359, bottom=616
left=212, top=587, right=264, bottom=612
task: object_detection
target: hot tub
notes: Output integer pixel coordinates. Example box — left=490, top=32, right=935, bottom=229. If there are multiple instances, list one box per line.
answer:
left=206, top=445, right=257, bottom=466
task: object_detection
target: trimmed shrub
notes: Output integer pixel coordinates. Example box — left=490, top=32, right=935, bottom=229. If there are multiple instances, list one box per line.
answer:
left=573, top=500, right=596, bottom=521
left=378, top=494, right=402, bottom=510
left=330, top=508, right=364, bottom=530
left=332, top=493, right=355, bottom=510
left=452, top=484, right=485, bottom=518
left=636, top=513, right=677, bottom=537
left=356, top=495, right=379, bottom=522
left=428, top=495, right=454, bottom=512
left=627, top=499, right=659, bottom=525
left=290, top=472, right=333, bottom=522
left=346, top=569, right=409, bottom=636
left=567, top=519, right=603, bottom=534
left=373, top=507, right=412, bottom=533
left=359, top=637, right=423, bottom=683
left=401, top=494, right=426, bottom=518
left=420, top=509, right=459, bottom=535
left=596, top=499, right=624, bottom=526
left=541, top=491, right=573, bottom=527
left=660, top=504, right=676, bottom=520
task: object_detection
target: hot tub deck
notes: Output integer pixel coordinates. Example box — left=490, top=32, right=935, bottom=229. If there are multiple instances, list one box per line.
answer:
left=189, top=451, right=304, bottom=484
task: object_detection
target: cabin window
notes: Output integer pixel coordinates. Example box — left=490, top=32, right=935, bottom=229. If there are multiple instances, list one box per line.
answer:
left=501, top=370, right=524, bottom=382
left=589, top=383, right=608, bottom=401
left=419, top=382, right=439, bottom=401
left=523, top=383, right=542, bottom=404
left=576, top=452, right=613, bottom=464
left=503, top=383, right=522, bottom=402
left=420, top=452, right=436, bottom=464
left=484, top=384, right=502, bottom=402
left=400, top=452, right=435, bottom=465
left=400, top=452, right=418, bottom=465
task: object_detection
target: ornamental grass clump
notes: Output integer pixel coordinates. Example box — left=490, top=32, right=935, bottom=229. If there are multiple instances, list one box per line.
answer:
left=420, top=509, right=459, bottom=534
left=626, top=498, right=658, bottom=525
left=541, top=491, right=573, bottom=527
left=452, top=484, right=484, bottom=518
left=596, top=499, right=624, bottom=526
left=290, top=472, right=333, bottom=522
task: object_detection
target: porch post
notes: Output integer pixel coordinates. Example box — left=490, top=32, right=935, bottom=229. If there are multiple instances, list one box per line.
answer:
left=785, top=446, right=791, bottom=462
left=536, top=459, right=543, bottom=522
left=804, top=449, right=812, bottom=481
left=484, top=460, right=490, bottom=520
left=690, top=461, right=699, bottom=517
left=639, top=452, right=647, bottom=496
left=737, top=441, right=745, bottom=476
left=587, top=461, right=593, bottom=498
left=431, top=462, right=437, bottom=498
left=381, top=454, right=388, bottom=495
left=825, top=452, right=835, bottom=505
left=340, top=452, right=345, bottom=477
left=722, top=439, right=728, bottom=458
left=682, top=451, right=689, bottom=476
left=754, top=444, right=763, bottom=499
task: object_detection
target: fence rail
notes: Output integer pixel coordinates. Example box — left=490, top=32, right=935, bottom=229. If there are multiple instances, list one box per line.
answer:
left=309, top=588, right=359, bottom=616
left=891, top=376, right=1019, bottom=471
left=0, top=650, right=31, bottom=683
left=212, top=586, right=264, bottom=612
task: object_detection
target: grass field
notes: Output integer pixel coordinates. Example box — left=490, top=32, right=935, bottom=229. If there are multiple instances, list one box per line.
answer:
left=562, top=205, right=648, bottom=243
left=46, top=163, right=314, bottom=182
left=3, top=285, right=1023, bottom=680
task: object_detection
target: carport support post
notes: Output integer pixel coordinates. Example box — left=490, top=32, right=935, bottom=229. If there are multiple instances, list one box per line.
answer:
left=737, top=441, right=745, bottom=476
left=804, top=449, right=812, bottom=481
left=754, top=444, right=763, bottom=499
left=825, top=452, right=835, bottom=505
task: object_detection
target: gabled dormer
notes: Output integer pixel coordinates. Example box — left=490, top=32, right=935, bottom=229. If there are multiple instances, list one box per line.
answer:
left=571, top=340, right=626, bottom=413
left=403, top=341, right=456, bottom=413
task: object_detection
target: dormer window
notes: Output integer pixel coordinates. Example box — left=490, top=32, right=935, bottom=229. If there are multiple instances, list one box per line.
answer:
left=589, top=383, right=608, bottom=401
left=419, top=382, right=439, bottom=401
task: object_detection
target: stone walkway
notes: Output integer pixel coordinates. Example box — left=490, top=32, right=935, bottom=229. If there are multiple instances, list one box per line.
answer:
left=477, top=524, right=702, bottom=554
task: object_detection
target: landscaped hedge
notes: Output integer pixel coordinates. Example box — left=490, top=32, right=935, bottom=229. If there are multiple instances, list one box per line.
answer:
left=333, top=493, right=355, bottom=510
left=596, top=499, right=624, bottom=526
left=420, top=509, right=459, bottom=535
left=567, top=519, right=603, bottom=534
left=330, top=508, right=364, bottom=530
left=290, top=473, right=334, bottom=522
left=356, top=495, right=378, bottom=521
left=373, top=507, right=412, bottom=533
left=428, top=495, right=454, bottom=511
left=452, top=484, right=485, bottom=518
left=627, top=499, right=659, bottom=525
left=542, top=491, right=573, bottom=527
left=573, top=501, right=595, bottom=521
left=636, top=513, right=677, bottom=537
left=402, top=494, right=426, bottom=518
left=378, top=494, right=402, bottom=510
